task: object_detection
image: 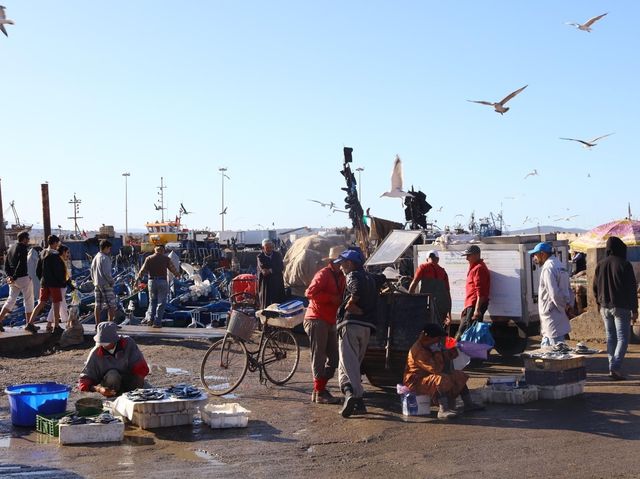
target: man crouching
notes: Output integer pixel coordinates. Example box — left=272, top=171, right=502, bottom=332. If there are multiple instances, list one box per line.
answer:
left=403, top=323, right=483, bottom=419
left=78, top=322, right=150, bottom=397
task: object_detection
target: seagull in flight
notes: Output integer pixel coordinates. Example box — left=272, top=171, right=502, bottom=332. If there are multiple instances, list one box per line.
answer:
left=468, top=85, right=528, bottom=115
left=219, top=207, right=228, bottom=215
left=380, top=155, right=413, bottom=198
left=566, top=13, right=608, bottom=32
left=0, top=5, right=15, bottom=37
left=560, top=133, right=614, bottom=149
left=523, top=169, right=538, bottom=179
left=307, top=199, right=336, bottom=209
left=435, top=206, right=443, bottom=212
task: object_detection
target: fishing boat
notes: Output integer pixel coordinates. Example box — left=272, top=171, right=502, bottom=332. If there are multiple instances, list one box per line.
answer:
left=2, top=201, right=32, bottom=244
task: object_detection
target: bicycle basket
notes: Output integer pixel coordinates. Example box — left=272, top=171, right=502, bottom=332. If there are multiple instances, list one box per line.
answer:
left=226, top=310, right=257, bottom=341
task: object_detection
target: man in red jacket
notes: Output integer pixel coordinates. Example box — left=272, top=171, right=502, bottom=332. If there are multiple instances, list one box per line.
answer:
left=78, top=322, right=149, bottom=397
left=304, top=246, right=346, bottom=404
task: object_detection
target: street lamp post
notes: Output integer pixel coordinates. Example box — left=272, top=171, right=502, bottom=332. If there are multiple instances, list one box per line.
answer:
left=355, top=167, right=364, bottom=202
left=122, top=173, right=130, bottom=245
left=219, top=167, right=230, bottom=232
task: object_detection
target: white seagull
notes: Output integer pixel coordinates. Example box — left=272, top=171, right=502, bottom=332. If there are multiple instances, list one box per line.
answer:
left=0, top=5, right=14, bottom=37
left=380, top=155, right=413, bottom=198
left=566, top=13, right=608, bottom=32
left=560, top=133, right=614, bottom=149
left=523, top=169, right=538, bottom=179
left=468, top=85, right=528, bottom=115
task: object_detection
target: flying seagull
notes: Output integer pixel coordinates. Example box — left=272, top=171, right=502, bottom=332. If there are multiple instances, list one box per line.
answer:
left=219, top=207, right=228, bottom=215
left=380, top=155, right=413, bottom=198
left=307, top=199, right=336, bottom=209
left=566, top=13, right=608, bottom=32
left=0, top=5, right=15, bottom=37
left=468, top=85, right=528, bottom=115
left=523, top=169, right=538, bottom=180
left=559, top=133, right=614, bottom=149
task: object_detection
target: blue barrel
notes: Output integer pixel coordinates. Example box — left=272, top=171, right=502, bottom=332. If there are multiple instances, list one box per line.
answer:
left=5, top=383, right=71, bottom=427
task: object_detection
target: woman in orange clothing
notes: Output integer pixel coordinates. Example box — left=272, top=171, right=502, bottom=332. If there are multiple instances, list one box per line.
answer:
left=403, top=323, right=483, bottom=419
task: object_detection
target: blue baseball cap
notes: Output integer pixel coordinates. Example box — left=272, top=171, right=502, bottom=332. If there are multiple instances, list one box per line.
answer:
left=333, top=249, right=363, bottom=265
left=528, top=242, right=553, bottom=255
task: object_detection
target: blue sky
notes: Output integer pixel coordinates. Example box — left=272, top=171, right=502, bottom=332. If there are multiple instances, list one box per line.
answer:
left=1, top=1, right=637, bottom=234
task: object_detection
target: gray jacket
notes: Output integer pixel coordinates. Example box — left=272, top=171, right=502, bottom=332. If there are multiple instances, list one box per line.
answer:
left=91, top=252, right=114, bottom=288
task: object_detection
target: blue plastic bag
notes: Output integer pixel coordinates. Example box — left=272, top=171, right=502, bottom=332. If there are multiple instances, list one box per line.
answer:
left=459, top=321, right=495, bottom=348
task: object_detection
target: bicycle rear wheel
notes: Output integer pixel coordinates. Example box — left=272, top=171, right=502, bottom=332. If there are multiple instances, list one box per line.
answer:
left=261, top=328, right=300, bottom=385
left=200, top=335, right=248, bottom=396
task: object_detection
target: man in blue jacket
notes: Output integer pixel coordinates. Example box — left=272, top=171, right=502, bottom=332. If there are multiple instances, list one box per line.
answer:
left=335, top=250, right=384, bottom=418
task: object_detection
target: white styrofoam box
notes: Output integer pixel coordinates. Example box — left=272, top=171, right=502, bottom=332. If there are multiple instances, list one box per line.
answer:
left=401, top=394, right=431, bottom=416
left=481, top=386, right=538, bottom=405
left=59, top=420, right=124, bottom=445
left=202, top=403, right=250, bottom=429
left=111, top=393, right=208, bottom=419
left=131, top=411, right=195, bottom=429
left=487, top=376, right=517, bottom=386
left=537, top=381, right=585, bottom=400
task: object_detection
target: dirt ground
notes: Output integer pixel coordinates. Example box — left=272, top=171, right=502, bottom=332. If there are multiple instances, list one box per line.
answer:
left=2, top=334, right=640, bottom=479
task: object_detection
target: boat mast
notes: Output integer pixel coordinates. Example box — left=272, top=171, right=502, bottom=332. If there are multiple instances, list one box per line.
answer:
left=156, top=177, right=167, bottom=222
left=68, top=193, right=83, bottom=237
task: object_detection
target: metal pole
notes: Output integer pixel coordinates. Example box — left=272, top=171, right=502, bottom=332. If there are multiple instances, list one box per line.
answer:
left=356, top=167, right=364, bottom=202
left=122, top=173, right=130, bottom=245
left=41, top=183, right=51, bottom=241
left=219, top=167, right=228, bottom=232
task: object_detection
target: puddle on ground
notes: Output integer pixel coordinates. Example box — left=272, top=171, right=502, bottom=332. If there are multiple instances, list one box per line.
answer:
left=151, top=364, right=191, bottom=376
left=222, top=393, right=238, bottom=399
left=172, top=448, right=226, bottom=466
left=123, top=435, right=156, bottom=446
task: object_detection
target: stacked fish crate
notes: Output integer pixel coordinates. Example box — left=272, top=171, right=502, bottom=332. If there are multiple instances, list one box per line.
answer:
left=110, top=386, right=208, bottom=429
left=523, top=352, right=586, bottom=399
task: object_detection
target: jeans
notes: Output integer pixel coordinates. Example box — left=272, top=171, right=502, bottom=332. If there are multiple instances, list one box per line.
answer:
left=146, top=279, right=169, bottom=326
left=601, top=307, right=631, bottom=373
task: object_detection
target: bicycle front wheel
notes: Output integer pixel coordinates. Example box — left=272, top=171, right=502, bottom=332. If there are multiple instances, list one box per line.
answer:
left=261, top=328, right=300, bottom=385
left=200, top=335, right=248, bottom=396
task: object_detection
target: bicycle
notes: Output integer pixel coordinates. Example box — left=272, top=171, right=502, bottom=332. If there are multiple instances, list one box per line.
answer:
left=200, top=301, right=301, bottom=396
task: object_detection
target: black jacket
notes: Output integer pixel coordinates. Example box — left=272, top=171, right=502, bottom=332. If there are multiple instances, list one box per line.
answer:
left=337, top=268, right=385, bottom=331
left=36, top=249, right=67, bottom=288
left=4, top=242, right=29, bottom=280
left=593, top=237, right=638, bottom=311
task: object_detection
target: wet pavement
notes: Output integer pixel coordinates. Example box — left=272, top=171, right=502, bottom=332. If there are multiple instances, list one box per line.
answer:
left=2, top=336, right=640, bottom=478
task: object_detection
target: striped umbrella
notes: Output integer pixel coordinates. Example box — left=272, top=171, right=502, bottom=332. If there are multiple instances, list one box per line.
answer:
left=570, top=219, right=640, bottom=253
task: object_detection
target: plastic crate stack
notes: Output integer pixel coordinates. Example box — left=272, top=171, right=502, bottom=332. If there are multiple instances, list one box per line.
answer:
left=523, top=353, right=586, bottom=399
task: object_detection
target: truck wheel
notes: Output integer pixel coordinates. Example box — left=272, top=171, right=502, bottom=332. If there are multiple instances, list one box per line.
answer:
left=494, top=336, right=528, bottom=356
left=491, top=324, right=528, bottom=356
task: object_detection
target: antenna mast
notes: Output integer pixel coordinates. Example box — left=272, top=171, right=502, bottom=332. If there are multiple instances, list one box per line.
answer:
left=68, top=193, right=83, bottom=237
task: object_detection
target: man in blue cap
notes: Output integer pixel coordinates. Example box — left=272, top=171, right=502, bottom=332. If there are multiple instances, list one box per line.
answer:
left=528, top=242, right=573, bottom=347
left=334, top=249, right=385, bottom=417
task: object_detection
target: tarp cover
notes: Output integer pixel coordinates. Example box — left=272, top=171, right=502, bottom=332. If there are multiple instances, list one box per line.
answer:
left=283, top=235, right=348, bottom=297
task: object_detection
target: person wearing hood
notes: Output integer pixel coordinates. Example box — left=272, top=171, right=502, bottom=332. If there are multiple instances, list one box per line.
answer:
left=593, top=236, right=639, bottom=380
left=78, top=322, right=149, bottom=397
left=528, top=242, right=573, bottom=347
